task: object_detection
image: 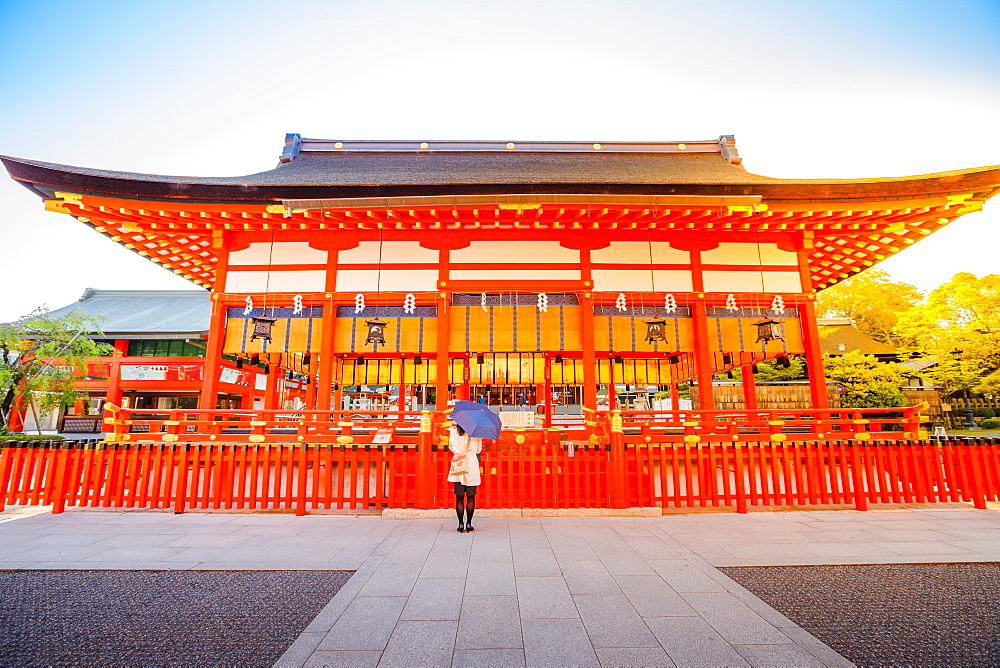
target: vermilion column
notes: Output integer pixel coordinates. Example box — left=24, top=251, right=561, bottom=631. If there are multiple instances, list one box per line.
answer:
left=435, top=292, right=451, bottom=410
left=198, top=296, right=226, bottom=410
left=799, top=299, right=830, bottom=408
left=316, top=295, right=338, bottom=411
left=579, top=292, right=598, bottom=412
left=691, top=299, right=715, bottom=411
left=264, top=368, right=280, bottom=410
left=741, top=365, right=758, bottom=410
left=105, top=360, right=124, bottom=407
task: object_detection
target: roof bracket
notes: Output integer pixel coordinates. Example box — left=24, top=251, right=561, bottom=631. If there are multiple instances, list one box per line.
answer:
left=718, top=135, right=741, bottom=165
left=280, top=133, right=302, bottom=163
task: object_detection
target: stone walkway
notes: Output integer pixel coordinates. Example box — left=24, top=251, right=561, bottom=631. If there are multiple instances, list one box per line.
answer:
left=1, top=504, right=998, bottom=666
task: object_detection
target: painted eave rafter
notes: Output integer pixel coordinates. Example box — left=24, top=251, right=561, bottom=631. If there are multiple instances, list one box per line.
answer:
left=33, top=188, right=997, bottom=292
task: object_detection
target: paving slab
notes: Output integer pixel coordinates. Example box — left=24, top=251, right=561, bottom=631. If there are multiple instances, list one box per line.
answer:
left=7, top=505, right=997, bottom=666
left=455, top=595, right=522, bottom=650
left=521, top=617, right=599, bottom=667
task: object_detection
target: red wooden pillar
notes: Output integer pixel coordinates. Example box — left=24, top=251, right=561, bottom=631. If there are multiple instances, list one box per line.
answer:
left=609, top=409, right=626, bottom=508
left=691, top=299, right=715, bottom=411
left=416, top=409, right=433, bottom=508
left=198, top=296, right=227, bottom=410
left=741, top=365, right=758, bottom=410
left=304, top=368, right=317, bottom=409
left=264, top=368, right=280, bottom=410
left=579, top=292, right=598, bottom=412
left=316, top=295, right=338, bottom=411
left=799, top=299, right=830, bottom=409
left=435, top=292, right=451, bottom=410
left=543, top=355, right=553, bottom=429
left=105, top=360, right=124, bottom=408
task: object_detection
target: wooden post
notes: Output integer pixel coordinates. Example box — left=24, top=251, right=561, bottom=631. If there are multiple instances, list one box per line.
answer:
left=543, top=355, right=553, bottom=429
left=198, top=296, right=227, bottom=411
left=316, top=295, right=338, bottom=411
left=741, top=364, right=758, bottom=410
left=416, top=409, right=433, bottom=508
left=799, top=299, right=830, bottom=409
left=435, top=292, right=451, bottom=410
left=691, top=300, right=715, bottom=411
left=610, top=409, right=626, bottom=508
left=105, top=360, right=123, bottom=408
left=579, top=292, right=598, bottom=412
left=264, top=368, right=280, bottom=410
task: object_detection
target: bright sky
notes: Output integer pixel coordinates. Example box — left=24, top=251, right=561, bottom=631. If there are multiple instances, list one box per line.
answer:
left=1, top=0, right=998, bottom=322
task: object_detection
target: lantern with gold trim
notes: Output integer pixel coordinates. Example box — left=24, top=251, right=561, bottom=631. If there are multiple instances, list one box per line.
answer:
left=753, top=318, right=784, bottom=343
left=364, top=317, right=388, bottom=346
left=249, top=316, right=277, bottom=342
left=643, top=318, right=668, bottom=343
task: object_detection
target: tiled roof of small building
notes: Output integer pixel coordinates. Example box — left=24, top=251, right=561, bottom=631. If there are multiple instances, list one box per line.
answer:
left=817, top=321, right=897, bottom=356
left=43, top=289, right=210, bottom=338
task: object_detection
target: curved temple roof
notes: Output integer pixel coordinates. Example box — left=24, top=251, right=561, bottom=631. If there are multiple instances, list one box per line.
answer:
left=4, top=134, right=999, bottom=203
left=2, top=134, right=999, bottom=291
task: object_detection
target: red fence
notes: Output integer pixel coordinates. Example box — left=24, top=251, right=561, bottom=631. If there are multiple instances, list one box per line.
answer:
left=3, top=437, right=999, bottom=514
left=100, top=404, right=928, bottom=444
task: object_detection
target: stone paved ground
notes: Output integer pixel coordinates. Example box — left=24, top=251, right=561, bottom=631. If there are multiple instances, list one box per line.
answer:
left=722, top=563, right=1000, bottom=667
left=1, top=504, right=998, bottom=666
left=0, top=570, right=351, bottom=667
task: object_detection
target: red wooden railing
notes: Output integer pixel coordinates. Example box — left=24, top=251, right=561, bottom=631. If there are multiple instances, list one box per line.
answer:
left=5, top=402, right=996, bottom=515
left=4, top=436, right=999, bottom=515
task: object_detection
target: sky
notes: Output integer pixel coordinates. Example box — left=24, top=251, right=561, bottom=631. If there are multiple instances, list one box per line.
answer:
left=1, top=0, right=998, bottom=322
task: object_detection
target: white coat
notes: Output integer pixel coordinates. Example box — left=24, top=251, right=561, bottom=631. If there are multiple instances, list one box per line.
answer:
left=446, top=425, right=483, bottom=487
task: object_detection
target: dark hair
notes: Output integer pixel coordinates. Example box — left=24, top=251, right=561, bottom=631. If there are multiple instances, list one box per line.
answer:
left=455, top=425, right=466, bottom=436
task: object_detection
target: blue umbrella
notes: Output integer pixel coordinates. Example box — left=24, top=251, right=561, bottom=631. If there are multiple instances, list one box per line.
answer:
left=449, top=400, right=502, bottom=440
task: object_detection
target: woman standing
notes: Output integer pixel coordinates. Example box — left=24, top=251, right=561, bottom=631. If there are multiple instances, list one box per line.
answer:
left=447, top=423, right=483, bottom=532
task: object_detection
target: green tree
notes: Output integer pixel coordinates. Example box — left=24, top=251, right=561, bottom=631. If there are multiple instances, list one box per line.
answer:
left=0, top=308, right=115, bottom=433
left=823, top=350, right=907, bottom=408
left=815, top=269, right=922, bottom=346
left=717, top=356, right=807, bottom=382
left=896, top=272, right=1000, bottom=395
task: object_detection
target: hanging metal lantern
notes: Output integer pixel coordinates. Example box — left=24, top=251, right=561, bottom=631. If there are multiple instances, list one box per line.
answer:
left=364, top=318, right=388, bottom=346
left=643, top=318, right=668, bottom=343
left=250, top=316, right=277, bottom=342
left=753, top=318, right=784, bottom=343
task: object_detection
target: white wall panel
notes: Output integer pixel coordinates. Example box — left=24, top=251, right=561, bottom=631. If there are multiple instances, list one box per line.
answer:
left=591, top=270, right=693, bottom=292
left=225, top=270, right=327, bottom=293
left=702, top=270, right=802, bottom=293
left=450, top=241, right=579, bottom=264
left=335, top=270, right=438, bottom=292
left=590, top=242, right=690, bottom=264
left=338, top=241, right=439, bottom=264
left=449, top=269, right=581, bottom=281
left=700, top=243, right=798, bottom=266
left=228, top=242, right=328, bottom=265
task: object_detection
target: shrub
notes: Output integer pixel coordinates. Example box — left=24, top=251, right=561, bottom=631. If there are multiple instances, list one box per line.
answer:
left=981, top=418, right=1000, bottom=430
left=2, top=434, right=65, bottom=442
left=973, top=407, right=996, bottom=419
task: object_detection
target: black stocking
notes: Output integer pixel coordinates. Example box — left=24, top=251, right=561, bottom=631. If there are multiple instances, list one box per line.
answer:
left=455, top=495, right=465, bottom=526
left=464, top=494, right=476, bottom=526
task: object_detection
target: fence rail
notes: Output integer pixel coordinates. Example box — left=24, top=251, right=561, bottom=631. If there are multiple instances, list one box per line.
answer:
left=100, top=404, right=928, bottom=444
left=3, top=437, right=998, bottom=515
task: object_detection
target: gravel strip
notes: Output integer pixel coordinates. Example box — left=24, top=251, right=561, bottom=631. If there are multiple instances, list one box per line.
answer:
left=720, top=563, right=1000, bottom=668
left=0, top=570, right=352, bottom=667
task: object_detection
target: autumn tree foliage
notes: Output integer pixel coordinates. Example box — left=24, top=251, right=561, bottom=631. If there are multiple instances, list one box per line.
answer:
left=815, top=269, right=922, bottom=346
left=896, top=272, right=1000, bottom=395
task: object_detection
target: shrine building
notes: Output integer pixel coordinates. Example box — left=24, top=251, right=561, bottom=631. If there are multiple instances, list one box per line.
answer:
left=4, top=135, right=999, bottom=427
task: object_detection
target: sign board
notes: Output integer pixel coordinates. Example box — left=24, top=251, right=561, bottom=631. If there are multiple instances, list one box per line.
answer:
left=499, top=411, right=535, bottom=428
left=121, top=365, right=168, bottom=381
left=372, top=427, right=395, bottom=444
